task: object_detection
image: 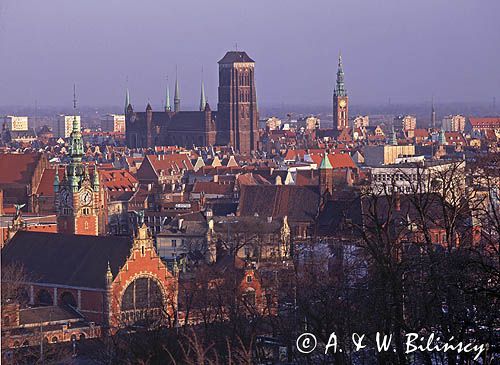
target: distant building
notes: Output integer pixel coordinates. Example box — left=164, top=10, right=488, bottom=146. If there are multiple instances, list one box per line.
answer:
left=353, top=115, right=369, bottom=128
left=466, top=117, right=500, bottom=134
left=369, top=160, right=466, bottom=197
left=101, top=114, right=126, bottom=133
left=305, top=116, right=320, bottom=130
left=363, top=145, right=415, bottom=166
left=56, top=115, right=81, bottom=138
left=3, top=116, right=28, bottom=131
left=266, top=117, right=282, bottom=131
left=396, top=115, right=417, bottom=131
left=442, top=115, right=466, bottom=132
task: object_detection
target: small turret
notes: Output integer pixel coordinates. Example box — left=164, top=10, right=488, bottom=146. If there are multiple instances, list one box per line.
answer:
left=438, top=128, right=447, bottom=145
left=390, top=126, right=398, bottom=146
left=83, top=165, right=90, bottom=180
left=174, top=77, right=180, bottom=112
left=319, top=152, right=333, bottom=169
left=106, top=261, right=113, bottom=288
left=93, top=165, right=100, bottom=187
left=53, top=170, right=60, bottom=193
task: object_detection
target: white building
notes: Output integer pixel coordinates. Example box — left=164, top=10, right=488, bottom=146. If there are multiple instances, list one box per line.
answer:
left=395, top=115, right=417, bottom=131
left=101, top=114, right=126, bottom=133
left=364, top=145, right=416, bottom=166
left=57, top=115, right=81, bottom=138
left=442, top=115, right=466, bottom=132
left=3, top=116, right=28, bottom=131
left=369, top=160, right=466, bottom=198
left=353, top=115, right=369, bottom=128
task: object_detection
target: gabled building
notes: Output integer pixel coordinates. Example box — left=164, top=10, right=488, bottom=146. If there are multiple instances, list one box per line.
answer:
left=1, top=225, right=177, bottom=332
left=0, top=152, right=49, bottom=212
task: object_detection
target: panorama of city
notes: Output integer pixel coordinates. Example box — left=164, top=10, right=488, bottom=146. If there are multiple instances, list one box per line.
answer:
left=0, top=1, right=499, bottom=364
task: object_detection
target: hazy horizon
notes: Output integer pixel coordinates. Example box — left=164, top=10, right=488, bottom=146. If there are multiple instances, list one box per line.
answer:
left=1, top=0, right=499, bottom=108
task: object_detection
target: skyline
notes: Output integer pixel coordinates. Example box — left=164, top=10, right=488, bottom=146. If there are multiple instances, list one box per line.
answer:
left=0, top=0, right=499, bottom=108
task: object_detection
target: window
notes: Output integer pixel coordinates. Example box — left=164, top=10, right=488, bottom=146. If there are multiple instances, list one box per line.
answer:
left=171, top=239, right=177, bottom=248
left=52, top=337, right=58, bottom=343
left=82, top=207, right=91, bottom=216
left=246, top=275, right=253, bottom=283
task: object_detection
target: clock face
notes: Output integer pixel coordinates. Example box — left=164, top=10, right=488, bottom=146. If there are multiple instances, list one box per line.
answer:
left=80, top=190, right=92, bottom=206
left=339, top=99, right=347, bottom=108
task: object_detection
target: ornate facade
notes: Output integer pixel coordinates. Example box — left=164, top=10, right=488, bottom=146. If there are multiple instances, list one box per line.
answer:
left=54, top=112, right=106, bottom=235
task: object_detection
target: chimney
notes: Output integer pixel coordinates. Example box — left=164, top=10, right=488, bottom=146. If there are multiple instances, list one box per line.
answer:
left=394, top=191, right=401, bottom=211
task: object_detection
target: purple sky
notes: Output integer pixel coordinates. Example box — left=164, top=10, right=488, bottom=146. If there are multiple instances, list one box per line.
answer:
left=0, top=0, right=499, bottom=109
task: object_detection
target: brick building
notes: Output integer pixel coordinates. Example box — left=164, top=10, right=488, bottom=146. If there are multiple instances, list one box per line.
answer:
left=125, top=51, right=259, bottom=155
left=1, top=225, right=178, bottom=334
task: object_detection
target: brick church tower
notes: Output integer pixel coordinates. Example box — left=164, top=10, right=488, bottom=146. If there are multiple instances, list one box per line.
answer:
left=55, top=90, right=105, bottom=235
left=333, top=54, right=348, bottom=131
left=217, top=51, right=259, bottom=155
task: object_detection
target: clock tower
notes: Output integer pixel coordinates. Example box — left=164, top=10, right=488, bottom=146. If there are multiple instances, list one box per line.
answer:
left=54, top=89, right=105, bottom=236
left=333, top=54, right=348, bottom=131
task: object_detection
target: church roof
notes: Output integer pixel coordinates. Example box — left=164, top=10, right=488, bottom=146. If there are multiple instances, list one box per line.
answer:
left=218, top=51, right=254, bottom=64
left=2, top=231, right=132, bottom=290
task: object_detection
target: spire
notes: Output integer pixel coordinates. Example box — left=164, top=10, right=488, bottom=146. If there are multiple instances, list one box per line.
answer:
left=320, top=152, right=333, bottom=169
left=334, top=52, right=347, bottom=97
left=390, top=126, right=398, bottom=146
left=165, top=79, right=171, bottom=112
left=106, top=261, right=113, bottom=287
left=125, top=88, right=130, bottom=114
left=431, top=96, right=436, bottom=128
left=174, top=67, right=180, bottom=112
left=68, top=85, right=84, bottom=191
left=199, top=77, right=206, bottom=111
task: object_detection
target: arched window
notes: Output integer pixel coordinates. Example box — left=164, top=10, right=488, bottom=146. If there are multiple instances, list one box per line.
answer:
left=22, top=340, right=29, bottom=347
left=79, top=334, right=86, bottom=340
left=61, top=292, right=77, bottom=308
left=120, top=277, right=165, bottom=325
left=37, top=289, right=52, bottom=306
left=52, top=337, right=58, bottom=343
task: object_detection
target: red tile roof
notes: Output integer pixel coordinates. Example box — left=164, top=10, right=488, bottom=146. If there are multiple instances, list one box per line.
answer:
left=148, top=154, right=194, bottom=174
left=469, top=117, right=500, bottom=129
left=0, top=153, right=42, bottom=185
left=192, top=181, right=234, bottom=195
left=35, top=167, right=65, bottom=196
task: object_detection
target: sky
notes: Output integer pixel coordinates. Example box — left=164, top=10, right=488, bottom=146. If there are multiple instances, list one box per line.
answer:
left=0, top=0, right=499, bottom=109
